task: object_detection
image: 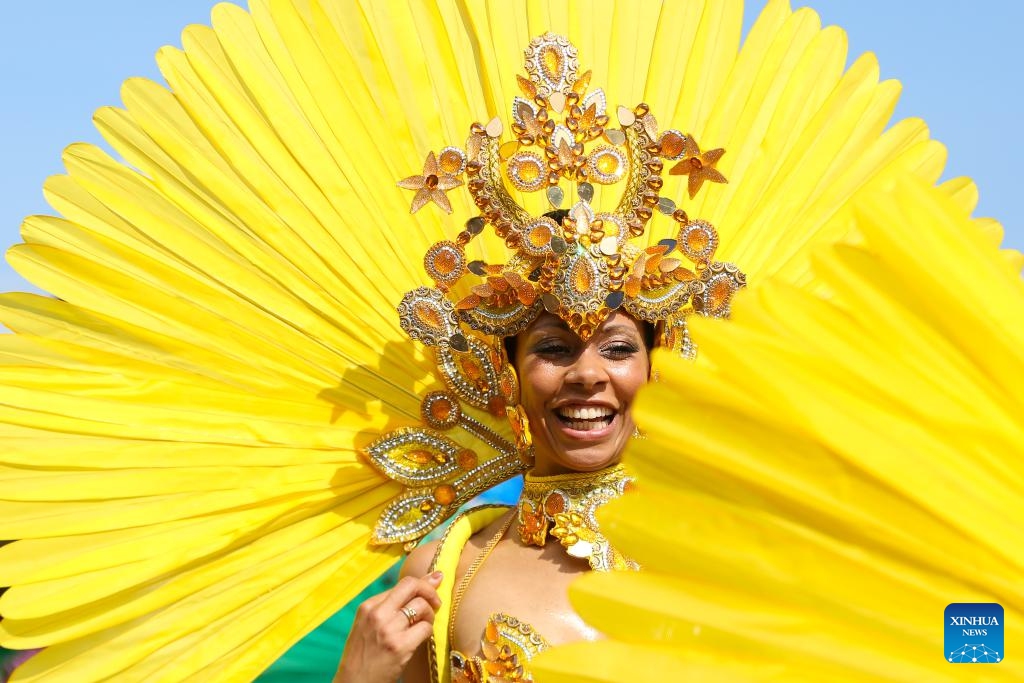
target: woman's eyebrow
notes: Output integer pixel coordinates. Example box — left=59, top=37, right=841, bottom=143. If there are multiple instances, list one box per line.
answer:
left=599, top=324, right=641, bottom=337
left=530, top=318, right=572, bottom=334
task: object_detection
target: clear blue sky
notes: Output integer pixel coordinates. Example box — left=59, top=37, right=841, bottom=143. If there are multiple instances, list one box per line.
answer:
left=1, top=1, right=1021, bottom=295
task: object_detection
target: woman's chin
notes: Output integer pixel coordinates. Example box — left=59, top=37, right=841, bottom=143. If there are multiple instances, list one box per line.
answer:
left=534, top=415, right=630, bottom=474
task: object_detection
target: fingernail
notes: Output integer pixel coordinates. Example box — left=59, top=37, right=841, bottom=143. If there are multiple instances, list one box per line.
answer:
left=429, top=571, right=443, bottom=583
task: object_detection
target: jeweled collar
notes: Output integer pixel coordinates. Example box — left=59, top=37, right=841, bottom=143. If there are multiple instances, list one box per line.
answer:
left=516, top=463, right=637, bottom=571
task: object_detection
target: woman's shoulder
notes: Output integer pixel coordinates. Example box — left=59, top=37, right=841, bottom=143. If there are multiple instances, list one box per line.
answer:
left=401, top=504, right=513, bottom=579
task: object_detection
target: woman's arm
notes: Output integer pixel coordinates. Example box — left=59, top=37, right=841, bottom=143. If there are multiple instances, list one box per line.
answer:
left=333, top=542, right=440, bottom=683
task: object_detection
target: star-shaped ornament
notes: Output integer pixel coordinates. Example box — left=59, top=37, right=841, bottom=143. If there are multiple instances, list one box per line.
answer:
left=669, top=137, right=728, bottom=198
left=397, top=152, right=463, bottom=213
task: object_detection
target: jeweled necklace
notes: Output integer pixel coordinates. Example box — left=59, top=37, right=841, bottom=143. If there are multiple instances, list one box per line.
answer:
left=516, top=463, right=637, bottom=571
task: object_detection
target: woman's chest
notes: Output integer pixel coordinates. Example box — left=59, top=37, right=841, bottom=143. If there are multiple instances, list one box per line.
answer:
left=449, top=542, right=599, bottom=657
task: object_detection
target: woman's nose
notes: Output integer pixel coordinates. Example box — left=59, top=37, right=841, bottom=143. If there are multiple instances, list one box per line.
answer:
left=566, top=349, right=609, bottom=389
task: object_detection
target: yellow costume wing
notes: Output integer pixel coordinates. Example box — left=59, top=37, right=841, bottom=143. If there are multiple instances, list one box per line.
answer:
left=0, top=0, right=959, bottom=680
left=532, top=180, right=1024, bottom=681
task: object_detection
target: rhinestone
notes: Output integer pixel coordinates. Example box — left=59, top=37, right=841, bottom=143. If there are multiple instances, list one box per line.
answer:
left=467, top=261, right=487, bottom=276
left=485, top=116, right=503, bottom=138
left=456, top=449, right=478, bottom=470
left=657, top=197, right=677, bottom=215
left=603, top=128, right=626, bottom=145
left=449, top=334, right=469, bottom=352
left=499, top=140, right=520, bottom=160
left=617, top=105, right=635, bottom=127
left=550, top=236, right=568, bottom=254
left=542, top=293, right=560, bottom=313
left=546, top=185, right=565, bottom=208
left=588, top=145, right=627, bottom=184
left=465, top=216, right=485, bottom=235
left=549, top=91, right=567, bottom=113
left=438, top=146, right=467, bottom=175
left=433, top=484, right=456, bottom=505
left=605, top=291, right=625, bottom=309
left=577, top=182, right=594, bottom=202
left=658, top=238, right=678, bottom=252
left=658, top=130, right=687, bottom=159
left=507, top=151, right=547, bottom=192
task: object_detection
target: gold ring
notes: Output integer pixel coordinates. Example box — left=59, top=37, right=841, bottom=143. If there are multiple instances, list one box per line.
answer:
left=400, top=605, right=417, bottom=627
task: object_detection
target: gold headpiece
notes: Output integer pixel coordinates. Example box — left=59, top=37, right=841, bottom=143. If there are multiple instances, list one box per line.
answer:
left=365, top=34, right=746, bottom=548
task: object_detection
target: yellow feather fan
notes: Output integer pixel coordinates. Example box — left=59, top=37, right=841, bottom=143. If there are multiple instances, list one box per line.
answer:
left=0, top=0, right=965, bottom=679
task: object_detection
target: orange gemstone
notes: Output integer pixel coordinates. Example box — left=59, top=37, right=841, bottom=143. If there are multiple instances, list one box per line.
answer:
left=571, top=259, right=593, bottom=294
left=487, top=394, right=507, bottom=416
left=433, top=484, right=456, bottom=505
left=430, top=398, right=453, bottom=422
left=432, top=248, right=458, bottom=275
left=595, top=150, right=620, bottom=175
left=709, top=278, right=732, bottom=310
left=516, top=157, right=541, bottom=182
left=499, top=140, right=521, bottom=160
left=458, top=355, right=484, bottom=381
left=413, top=302, right=443, bottom=330
left=572, top=69, right=592, bottom=95
left=529, top=224, right=552, bottom=248
left=544, top=492, right=566, bottom=515
left=660, top=132, right=685, bottom=158
left=687, top=228, right=709, bottom=253
left=540, top=45, right=563, bottom=83
left=456, top=449, right=478, bottom=470
left=499, top=373, right=515, bottom=398
left=516, top=74, right=538, bottom=98
left=438, top=148, right=464, bottom=174
left=404, top=450, right=432, bottom=465
left=485, top=619, right=500, bottom=644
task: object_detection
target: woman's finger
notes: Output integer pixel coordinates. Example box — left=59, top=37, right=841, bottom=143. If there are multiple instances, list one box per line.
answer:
left=380, top=572, right=443, bottom=613
left=394, top=595, right=437, bottom=629
left=397, top=620, right=435, bottom=651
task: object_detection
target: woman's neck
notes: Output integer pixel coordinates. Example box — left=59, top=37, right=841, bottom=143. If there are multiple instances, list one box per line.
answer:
left=515, top=463, right=637, bottom=571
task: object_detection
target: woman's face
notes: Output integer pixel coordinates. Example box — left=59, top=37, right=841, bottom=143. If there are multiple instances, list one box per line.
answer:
left=514, top=311, right=650, bottom=476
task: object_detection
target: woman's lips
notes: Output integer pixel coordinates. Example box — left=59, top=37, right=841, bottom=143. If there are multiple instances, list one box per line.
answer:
left=552, top=409, right=619, bottom=438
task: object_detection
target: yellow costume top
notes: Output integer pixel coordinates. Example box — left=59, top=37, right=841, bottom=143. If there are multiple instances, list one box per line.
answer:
left=1, top=1, right=1020, bottom=682
left=428, top=506, right=545, bottom=683
left=427, top=465, right=632, bottom=683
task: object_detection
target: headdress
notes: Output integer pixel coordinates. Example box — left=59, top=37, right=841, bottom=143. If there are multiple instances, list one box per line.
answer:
left=364, top=34, right=746, bottom=548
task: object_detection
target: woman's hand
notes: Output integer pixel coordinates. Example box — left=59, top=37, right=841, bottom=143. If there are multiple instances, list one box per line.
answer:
left=333, top=571, right=444, bottom=683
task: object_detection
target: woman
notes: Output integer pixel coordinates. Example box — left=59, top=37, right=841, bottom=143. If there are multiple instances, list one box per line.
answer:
left=322, top=23, right=744, bottom=679
left=335, top=310, right=652, bottom=683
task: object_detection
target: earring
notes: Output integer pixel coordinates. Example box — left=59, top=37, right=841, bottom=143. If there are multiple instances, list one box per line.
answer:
left=507, top=404, right=535, bottom=467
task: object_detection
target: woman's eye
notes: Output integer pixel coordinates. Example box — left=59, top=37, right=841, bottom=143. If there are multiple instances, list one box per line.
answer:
left=536, top=343, right=572, bottom=355
left=603, top=343, right=638, bottom=359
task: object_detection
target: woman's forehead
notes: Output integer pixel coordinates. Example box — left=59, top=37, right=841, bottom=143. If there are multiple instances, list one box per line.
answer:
left=523, top=312, right=644, bottom=337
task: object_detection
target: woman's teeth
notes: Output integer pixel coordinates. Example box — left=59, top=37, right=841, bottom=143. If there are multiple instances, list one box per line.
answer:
left=555, top=406, right=615, bottom=431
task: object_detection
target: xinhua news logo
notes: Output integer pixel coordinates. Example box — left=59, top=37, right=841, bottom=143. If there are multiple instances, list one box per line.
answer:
left=945, top=603, right=1003, bottom=663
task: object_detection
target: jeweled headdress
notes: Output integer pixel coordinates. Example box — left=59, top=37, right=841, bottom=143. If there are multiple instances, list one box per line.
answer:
left=365, top=33, right=746, bottom=548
